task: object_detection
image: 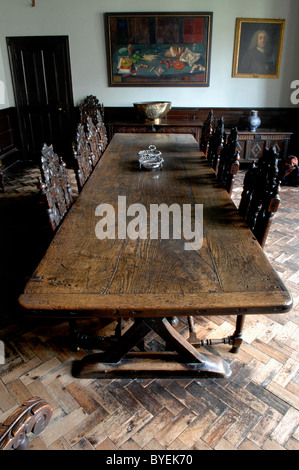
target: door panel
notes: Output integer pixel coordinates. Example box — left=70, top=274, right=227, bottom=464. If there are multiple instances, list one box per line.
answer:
left=7, top=36, right=74, bottom=163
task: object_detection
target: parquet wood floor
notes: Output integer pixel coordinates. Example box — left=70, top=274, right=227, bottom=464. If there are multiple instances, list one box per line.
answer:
left=0, top=163, right=298, bottom=451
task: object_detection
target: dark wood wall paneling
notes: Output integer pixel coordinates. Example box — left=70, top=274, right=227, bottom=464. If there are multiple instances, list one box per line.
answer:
left=104, top=106, right=299, bottom=154
left=105, top=106, right=298, bottom=129
left=0, top=106, right=298, bottom=170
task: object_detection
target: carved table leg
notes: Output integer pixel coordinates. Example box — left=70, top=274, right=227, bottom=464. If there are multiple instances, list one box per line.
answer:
left=72, top=317, right=231, bottom=379
left=230, top=314, right=245, bottom=354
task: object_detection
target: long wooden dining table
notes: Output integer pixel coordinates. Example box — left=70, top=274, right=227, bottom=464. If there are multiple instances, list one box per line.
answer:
left=19, top=133, right=292, bottom=379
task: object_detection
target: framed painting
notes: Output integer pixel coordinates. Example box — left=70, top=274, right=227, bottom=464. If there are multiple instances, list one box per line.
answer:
left=232, top=18, right=285, bottom=78
left=104, top=12, right=213, bottom=87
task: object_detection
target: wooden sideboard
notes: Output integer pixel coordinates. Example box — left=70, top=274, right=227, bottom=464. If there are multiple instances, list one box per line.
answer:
left=107, top=119, right=292, bottom=163
left=233, top=130, right=293, bottom=162
left=107, top=119, right=203, bottom=144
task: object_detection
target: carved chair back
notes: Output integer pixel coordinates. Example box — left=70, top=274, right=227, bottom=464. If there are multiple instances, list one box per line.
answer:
left=79, top=95, right=104, bottom=126
left=86, top=116, right=102, bottom=166
left=73, top=123, right=94, bottom=192
left=96, top=109, right=108, bottom=152
left=207, top=116, right=226, bottom=172
left=79, top=95, right=108, bottom=155
left=39, top=143, right=73, bottom=231
left=217, top=127, right=240, bottom=196
left=0, top=397, right=52, bottom=450
left=239, top=146, right=280, bottom=248
left=200, top=110, right=213, bottom=155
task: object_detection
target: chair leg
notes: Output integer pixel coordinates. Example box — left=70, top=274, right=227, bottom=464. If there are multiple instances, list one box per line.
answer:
left=185, top=315, right=245, bottom=354
left=230, top=315, right=245, bottom=354
left=168, top=316, right=179, bottom=328
left=187, top=316, right=198, bottom=343
left=69, top=318, right=79, bottom=351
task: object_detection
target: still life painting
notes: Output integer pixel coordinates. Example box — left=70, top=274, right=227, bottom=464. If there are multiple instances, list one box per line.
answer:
left=104, top=12, right=213, bottom=86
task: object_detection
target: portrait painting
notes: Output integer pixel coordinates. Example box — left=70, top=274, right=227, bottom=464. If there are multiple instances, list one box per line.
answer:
left=104, top=12, right=213, bottom=87
left=232, top=18, right=285, bottom=78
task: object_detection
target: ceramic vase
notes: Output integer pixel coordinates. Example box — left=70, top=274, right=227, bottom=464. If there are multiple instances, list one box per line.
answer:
left=248, top=110, right=261, bottom=132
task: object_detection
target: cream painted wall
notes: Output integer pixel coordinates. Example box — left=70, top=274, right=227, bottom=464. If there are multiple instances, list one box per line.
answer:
left=0, top=0, right=298, bottom=110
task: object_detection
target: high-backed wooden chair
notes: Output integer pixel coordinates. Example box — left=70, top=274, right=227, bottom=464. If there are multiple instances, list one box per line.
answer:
left=200, top=110, right=213, bottom=156
left=223, top=146, right=281, bottom=353
left=0, top=397, right=52, bottom=450
left=39, top=143, right=73, bottom=231
left=187, top=145, right=281, bottom=354
left=239, top=145, right=280, bottom=248
left=217, top=127, right=240, bottom=196
left=207, top=116, right=226, bottom=172
left=79, top=95, right=108, bottom=156
left=73, top=123, right=94, bottom=192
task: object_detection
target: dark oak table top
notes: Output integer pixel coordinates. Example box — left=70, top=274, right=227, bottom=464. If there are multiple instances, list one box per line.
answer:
left=19, top=133, right=292, bottom=319
left=18, top=133, right=293, bottom=378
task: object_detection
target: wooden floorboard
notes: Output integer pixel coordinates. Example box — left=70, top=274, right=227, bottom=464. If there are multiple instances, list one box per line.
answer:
left=0, top=163, right=298, bottom=451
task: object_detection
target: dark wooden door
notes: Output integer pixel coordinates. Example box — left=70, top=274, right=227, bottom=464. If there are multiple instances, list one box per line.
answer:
left=7, top=36, right=74, bottom=163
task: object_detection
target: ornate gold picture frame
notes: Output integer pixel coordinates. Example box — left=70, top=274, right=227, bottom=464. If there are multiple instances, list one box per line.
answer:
left=232, top=18, right=285, bottom=78
left=104, top=12, right=213, bottom=87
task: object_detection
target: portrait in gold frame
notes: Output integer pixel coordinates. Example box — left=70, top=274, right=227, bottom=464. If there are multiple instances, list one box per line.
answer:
left=232, top=18, right=285, bottom=78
